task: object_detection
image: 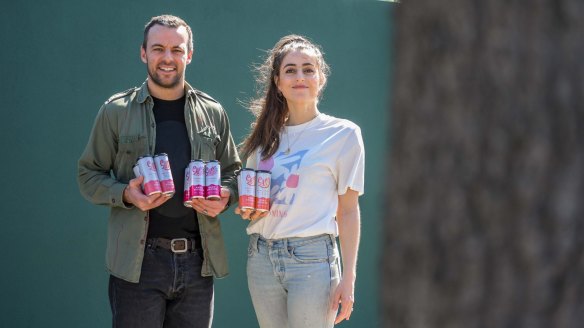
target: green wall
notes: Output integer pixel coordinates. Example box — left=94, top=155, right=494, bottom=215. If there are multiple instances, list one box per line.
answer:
left=0, top=1, right=391, bottom=327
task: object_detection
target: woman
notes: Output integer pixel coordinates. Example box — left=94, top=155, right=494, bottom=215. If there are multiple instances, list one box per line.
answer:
left=236, top=35, right=364, bottom=327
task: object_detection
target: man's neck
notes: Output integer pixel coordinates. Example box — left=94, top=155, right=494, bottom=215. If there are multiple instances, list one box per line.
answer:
left=147, top=80, right=186, bottom=100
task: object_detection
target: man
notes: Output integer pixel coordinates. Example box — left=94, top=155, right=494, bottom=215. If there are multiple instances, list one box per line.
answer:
left=78, top=15, right=241, bottom=327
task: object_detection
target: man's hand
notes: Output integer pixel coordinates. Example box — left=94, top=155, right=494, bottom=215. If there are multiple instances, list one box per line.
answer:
left=123, top=176, right=170, bottom=211
left=191, top=187, right=230, bottom=217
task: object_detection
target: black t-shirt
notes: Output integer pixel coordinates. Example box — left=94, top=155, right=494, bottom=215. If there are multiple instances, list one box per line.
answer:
left=148, top=96, right=200, bottom=245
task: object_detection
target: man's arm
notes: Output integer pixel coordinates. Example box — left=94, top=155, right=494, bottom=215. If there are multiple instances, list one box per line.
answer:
left=77, top=105, right=130, bottom=208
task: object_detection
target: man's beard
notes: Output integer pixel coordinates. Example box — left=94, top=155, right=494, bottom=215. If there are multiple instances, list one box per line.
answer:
left=147, top=64, right=182, bottom=89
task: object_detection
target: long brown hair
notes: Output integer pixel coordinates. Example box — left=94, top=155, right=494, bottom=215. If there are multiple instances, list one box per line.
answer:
left=240, top=35, right=330, bottom=160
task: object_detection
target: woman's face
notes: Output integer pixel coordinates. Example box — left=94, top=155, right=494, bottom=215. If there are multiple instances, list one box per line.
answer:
left=275, top=50, right=324, bottom=106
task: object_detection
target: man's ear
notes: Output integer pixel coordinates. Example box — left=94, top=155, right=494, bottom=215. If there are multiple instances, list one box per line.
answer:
left=140, top=46, right=147, bottom=64
left=186, top=49, right=194, bottom=65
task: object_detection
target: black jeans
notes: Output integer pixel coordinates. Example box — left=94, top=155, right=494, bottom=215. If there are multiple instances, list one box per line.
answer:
left=109, top=243, right=213, bottom=328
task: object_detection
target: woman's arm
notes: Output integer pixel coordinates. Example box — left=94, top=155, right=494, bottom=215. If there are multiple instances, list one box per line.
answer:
left=331, top=188, right=361, bottom=324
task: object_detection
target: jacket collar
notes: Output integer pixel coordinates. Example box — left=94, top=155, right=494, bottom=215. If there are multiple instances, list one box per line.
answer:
left=136, top=79, right=197, bottom=104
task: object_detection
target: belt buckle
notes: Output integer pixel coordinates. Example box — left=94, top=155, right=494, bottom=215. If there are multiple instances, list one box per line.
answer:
left=170, top=238, right=189, bottom=253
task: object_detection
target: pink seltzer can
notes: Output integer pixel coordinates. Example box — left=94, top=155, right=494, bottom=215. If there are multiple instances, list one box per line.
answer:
left=154, top=153, right=175, bottom=196
left=189, top=160, right=206, bottom=199
left=183, top=167, right=192, bottom=207
left=255, top=170, right=271, bottom=212
left=136, top=155, right=162, bottom=196
left=238, top=169, right=256, bottom=210
left=205, top=160, right=221, bottom=200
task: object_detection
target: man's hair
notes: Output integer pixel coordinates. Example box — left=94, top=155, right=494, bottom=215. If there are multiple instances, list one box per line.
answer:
left=142, top=15, right=193, bottom=52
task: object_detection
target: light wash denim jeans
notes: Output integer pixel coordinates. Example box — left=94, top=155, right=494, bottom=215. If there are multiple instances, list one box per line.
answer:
left=247, top=233, right=341, bottom=328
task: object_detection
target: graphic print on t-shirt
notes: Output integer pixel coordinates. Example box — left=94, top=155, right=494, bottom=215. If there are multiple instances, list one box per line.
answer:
left=258, top=149, right=309, bottom=209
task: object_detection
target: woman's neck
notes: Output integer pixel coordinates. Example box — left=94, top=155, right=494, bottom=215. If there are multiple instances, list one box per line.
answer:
left=286, top=102, right=320, bottom=126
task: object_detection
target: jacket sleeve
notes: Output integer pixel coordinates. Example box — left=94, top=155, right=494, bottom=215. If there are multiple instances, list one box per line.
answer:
left=77, top=104, right=131, bottom=209
left=215, top=107, right=242, bottom=206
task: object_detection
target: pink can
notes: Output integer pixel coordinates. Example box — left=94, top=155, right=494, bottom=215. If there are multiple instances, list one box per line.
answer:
left=205, top=160, right=221, bottom=200
left=183, top=167, right=192, bottom=207
left=154, top=153, right=175, bottom=196
left=238, top=169, right=256, bottom=210
left=255, top=170, right=271, bottom=212
left=189, top=160, right=205, bottom=199
left=136, top=155, right=162, bottom=196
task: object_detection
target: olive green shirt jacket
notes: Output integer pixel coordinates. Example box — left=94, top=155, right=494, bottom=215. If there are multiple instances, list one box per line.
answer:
left=78, top=81, right=241, bottom=283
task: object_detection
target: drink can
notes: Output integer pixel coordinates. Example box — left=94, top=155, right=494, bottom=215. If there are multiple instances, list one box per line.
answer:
left=183, top=167, right=192, bottom=207
left=189, top=160, right=206, bottom=199
left=137, top=155, right=162, bottom=196
left=238, top=169, right=256, bottom=210
left=154, top=153, right=175, bottom=196
left=133, top=163, right=141, bottom=178
left=255, top=170, right=271, bottom=212
left=205, top=160, right=221, bottom=200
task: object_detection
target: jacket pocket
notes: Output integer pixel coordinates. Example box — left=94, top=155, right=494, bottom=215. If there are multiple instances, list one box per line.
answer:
left=116, top=135, right=148, bottom=181
left=197, top=128, right=221, bottom=160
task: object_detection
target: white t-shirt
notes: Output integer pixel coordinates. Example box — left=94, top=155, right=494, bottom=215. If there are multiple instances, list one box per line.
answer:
left=245, top=113, right=365, bottom=239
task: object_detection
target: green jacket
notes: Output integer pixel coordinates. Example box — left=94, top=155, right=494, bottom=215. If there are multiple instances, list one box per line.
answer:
left=78, top=81, right=241, bottom=283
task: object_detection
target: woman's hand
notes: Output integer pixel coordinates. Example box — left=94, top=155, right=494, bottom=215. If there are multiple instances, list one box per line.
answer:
left=331, top=277, right=355, bottom=324
left=234, top=206, right=269, bottom=221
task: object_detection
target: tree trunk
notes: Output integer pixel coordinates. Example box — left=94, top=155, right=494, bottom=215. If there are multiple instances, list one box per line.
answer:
left=383, top=1, right=584, bottom=327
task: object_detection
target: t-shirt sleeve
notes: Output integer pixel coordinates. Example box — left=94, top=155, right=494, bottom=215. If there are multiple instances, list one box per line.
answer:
left=337, top=126, right=365, bottom=196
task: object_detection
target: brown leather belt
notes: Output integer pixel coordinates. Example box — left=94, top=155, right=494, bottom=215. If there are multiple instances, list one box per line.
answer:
left=147, top=238, right=198, bottom=253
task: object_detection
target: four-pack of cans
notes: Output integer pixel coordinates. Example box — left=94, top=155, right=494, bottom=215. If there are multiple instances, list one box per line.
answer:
left=183, top=160, right=222, bottom=207
left=237, top=169, right=271, bottom=212
left=133, top=153, right=175, bottom=196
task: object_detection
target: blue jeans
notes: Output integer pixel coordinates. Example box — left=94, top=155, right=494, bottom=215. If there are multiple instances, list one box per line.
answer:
left=108, top=241, right=214, bottom=328
left=247, top=234, right=341, bottom=328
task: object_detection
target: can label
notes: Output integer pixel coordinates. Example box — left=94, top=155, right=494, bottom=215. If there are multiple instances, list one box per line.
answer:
left=137, top=155, right=161, bottom=196
left=183, top=167, right=192, bottom=207
left=205, top=160, right=221, bottom=200
left=154, top=153, right=175, bottom=196
left=189, top=160, right=205, bottom=199
left=255, top=170, right=271, bottom=212
left=238, top=169, right=256, bottom=209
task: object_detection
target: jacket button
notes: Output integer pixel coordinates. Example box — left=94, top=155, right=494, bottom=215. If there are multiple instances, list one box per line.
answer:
left=140, top=239, right=145, bottom=245
left=112, top=198, right=116, bottom=203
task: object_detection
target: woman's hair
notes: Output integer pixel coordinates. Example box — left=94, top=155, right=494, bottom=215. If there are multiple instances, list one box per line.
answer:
left=240, top=35, right=330, bottom=160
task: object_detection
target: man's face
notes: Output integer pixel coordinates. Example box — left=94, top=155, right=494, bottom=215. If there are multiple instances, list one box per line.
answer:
left=141, top=25, right=192, bottom=89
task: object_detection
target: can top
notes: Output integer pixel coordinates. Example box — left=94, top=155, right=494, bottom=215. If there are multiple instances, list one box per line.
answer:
left=256, top=170, right=271, bottom=174
left=154, top=153, right=168, bottom=157
left=136, top=155, right=153, bottom=162
left=241, top=168, right=255, bottom=172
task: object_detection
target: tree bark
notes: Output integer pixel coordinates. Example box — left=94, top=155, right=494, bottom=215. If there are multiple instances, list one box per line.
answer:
left=383, top=1, right=584, bottom=327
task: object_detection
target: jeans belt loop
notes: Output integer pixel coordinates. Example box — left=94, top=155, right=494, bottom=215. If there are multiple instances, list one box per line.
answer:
left=251, top=234, right=259, bottom=253
left=329, top=234, right=337, bottom=248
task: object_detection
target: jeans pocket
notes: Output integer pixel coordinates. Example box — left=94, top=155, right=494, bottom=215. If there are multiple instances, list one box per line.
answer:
left=290, top=240, right=329, bottom=263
